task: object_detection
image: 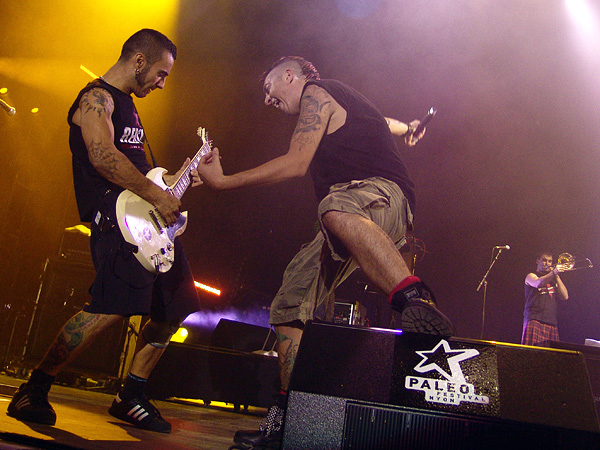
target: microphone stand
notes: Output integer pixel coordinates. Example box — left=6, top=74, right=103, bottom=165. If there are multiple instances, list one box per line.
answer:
left=476, top=248, right=506, bottom=339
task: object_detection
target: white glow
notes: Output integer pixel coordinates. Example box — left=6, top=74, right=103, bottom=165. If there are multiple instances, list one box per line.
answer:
left=566, top=0, right=596, bottom=34
left=565, top=0, right=600, bottom=60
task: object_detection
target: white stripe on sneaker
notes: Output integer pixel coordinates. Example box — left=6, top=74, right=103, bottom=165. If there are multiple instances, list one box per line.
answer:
left=15, top=398, right=30, bottom=409
left=128, top=404, right=150, bottom=422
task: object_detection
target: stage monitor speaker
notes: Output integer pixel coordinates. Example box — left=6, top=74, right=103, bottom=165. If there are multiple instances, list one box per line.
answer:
left=210, top=318, right=276, bottom=353
left=24, top=258, right=129, bottom=379
left=282, top=322, right=600, bottom=450
left=541, top=340, right=600, bottom=420
left=146, top=342, right=279, bottom=408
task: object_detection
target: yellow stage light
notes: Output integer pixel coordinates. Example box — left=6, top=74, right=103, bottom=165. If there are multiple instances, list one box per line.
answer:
left=171, top=327, right=188, bottom=343
left=80, top=65, right=99, bottom=79
left=64, top=224, right=92, bottom=237
left=0, top=87, right=7, bottom=95
left=194, top=281, right=221, bottom=296
left=31, top=107, right=39, bottom=114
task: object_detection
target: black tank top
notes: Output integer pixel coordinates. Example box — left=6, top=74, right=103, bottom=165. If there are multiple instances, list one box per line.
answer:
left=67, top=79, right=151, bottom=222
left=305, top=79, right=415, bottom=213
left=523, top=271, right=558, bottom=325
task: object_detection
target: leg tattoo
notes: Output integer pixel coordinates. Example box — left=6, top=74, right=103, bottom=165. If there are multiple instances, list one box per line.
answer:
left=276, top=329, right=300, bottom=391
left=39, top=311, right=100, bottom=373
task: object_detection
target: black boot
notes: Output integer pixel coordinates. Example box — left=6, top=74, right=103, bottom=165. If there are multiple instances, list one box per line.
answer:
left=232, top=394, right=286, bottom=449
left=390, top=281, right=455, bottom=336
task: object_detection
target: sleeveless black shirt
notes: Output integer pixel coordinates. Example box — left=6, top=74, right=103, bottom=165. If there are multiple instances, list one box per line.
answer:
left=67, top=79, right=151, bottom=222
left=304, top=79, right=415, bottom=213
left=523, top=271, right=558, bottom=325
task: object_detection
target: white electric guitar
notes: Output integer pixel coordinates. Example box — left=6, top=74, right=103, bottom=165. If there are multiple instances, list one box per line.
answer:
left=116, top=127, right=212, bottom=273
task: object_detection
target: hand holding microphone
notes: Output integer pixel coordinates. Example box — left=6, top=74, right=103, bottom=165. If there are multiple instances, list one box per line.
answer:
left=405, top=107, right=436, bottom=146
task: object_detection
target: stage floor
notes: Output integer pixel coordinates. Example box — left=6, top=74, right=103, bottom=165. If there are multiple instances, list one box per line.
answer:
left=0, top=374, right=266, bottom=450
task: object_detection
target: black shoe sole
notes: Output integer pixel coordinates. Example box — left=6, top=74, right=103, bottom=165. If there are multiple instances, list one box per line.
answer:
left=7, top=408, right=56, bottom=426
left=401, top=302, right=455, bottom=336
left=233, top=430, right=281, bottom=449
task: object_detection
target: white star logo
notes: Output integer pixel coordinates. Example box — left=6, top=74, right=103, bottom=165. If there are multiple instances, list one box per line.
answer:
left=414, top=339, right=480, bottom=383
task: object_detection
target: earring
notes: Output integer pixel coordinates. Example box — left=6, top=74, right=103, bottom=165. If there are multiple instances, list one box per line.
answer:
left=135, top=68, right=140, bottom=75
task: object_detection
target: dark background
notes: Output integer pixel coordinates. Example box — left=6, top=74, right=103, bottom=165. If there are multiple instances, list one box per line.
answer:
left=1, top=0, right=599, bottom=349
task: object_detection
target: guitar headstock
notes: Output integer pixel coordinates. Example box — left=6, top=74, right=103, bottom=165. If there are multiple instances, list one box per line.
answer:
left=197, top=127, right=212, bottom=148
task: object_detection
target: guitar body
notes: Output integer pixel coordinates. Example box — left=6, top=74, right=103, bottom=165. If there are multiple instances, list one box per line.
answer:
left=115, top=167, right=188, bottom=274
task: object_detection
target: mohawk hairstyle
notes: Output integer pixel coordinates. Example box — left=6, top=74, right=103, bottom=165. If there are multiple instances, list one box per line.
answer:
left=259, top=56, right=320, bottom=84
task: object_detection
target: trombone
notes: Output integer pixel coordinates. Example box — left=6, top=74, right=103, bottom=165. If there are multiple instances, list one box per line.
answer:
left=554, top=253, right=594, bottom=272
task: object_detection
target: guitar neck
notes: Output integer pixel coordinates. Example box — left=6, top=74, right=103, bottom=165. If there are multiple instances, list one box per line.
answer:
left=170, top=141, right=211, bottom=199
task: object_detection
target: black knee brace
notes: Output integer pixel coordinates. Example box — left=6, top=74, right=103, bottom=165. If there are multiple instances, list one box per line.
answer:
left=141, top=319, right=181, bottom=348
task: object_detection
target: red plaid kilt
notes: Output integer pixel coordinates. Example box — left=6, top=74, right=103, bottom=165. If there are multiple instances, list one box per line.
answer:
left=521, top=320, right=559, bottom=346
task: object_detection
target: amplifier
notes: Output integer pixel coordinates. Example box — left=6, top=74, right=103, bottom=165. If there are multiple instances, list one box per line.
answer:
left=333, top=301, right=367, bottom=326
left=58, top=225, right=92, bottom=265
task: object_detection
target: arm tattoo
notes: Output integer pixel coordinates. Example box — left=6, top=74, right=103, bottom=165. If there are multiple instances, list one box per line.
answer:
left=88, top=138, right=119, bottom=174
left=292, top=92, right=332, bottom=148
left=80, top=89, right=119, bottom=175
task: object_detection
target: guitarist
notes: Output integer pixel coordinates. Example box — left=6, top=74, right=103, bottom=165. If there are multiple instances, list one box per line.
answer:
left=7, top=29, right=202, bottom=434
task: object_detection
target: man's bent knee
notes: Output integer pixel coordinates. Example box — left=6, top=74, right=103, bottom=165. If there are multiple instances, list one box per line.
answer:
left=141, top=319, right=181, bottom=348
left=321, top=210, right=347, bottom=228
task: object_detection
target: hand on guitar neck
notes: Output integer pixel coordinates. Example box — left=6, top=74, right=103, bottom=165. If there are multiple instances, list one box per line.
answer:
left=152, top=158, right=202, bottom=226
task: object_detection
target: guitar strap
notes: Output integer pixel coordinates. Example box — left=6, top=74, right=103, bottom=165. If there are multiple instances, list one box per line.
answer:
left=136, top=113, right=158, bottom=168
left=145, top=136, right=158, bottom=168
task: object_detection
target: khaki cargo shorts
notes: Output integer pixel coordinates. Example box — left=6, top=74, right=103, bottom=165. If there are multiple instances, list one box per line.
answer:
left=270, top=177, right=413, bottom=325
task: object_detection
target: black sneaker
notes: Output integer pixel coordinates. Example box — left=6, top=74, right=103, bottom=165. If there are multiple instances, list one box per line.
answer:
left=233, top=403, right=285, bottom=449
left=108, top=393, right=171, bottom=433
left=391, top=281, right=455, bottom=336
left=7, top=383, right=56, bottom=425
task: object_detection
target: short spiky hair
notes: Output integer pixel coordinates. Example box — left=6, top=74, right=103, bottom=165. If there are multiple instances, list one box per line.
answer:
left=119, top=29, right=177, bottom=65
left=259, top=56, right=320, bottom=84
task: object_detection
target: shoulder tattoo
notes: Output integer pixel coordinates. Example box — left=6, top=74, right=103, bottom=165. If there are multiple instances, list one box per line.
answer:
left=80, top=88, right=114, bottom=118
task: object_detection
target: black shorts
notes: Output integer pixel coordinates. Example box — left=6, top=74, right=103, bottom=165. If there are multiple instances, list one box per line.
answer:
left=85, top=201, right=200, bottom=322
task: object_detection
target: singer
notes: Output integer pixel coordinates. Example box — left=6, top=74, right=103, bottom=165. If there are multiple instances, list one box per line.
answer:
left=196, top=55, right=453, bottom=449
left=7, top=29, right=203, bottom=434
left=521, top=251, right=569, bottom=346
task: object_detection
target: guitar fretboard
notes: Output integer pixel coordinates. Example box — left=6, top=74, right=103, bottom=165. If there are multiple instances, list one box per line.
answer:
left=171, top=139, right=211, bottom=199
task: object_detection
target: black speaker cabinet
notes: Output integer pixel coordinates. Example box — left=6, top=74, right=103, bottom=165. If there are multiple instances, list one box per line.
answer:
left=24, top=258, right=129, bottom=379
left=210, top=318, right=276, bottom=353
left=146, top=342, right=279, bottom=408
left=282, top=322, right=600, bottom=450
left=541, top=340, right=600, bottom=421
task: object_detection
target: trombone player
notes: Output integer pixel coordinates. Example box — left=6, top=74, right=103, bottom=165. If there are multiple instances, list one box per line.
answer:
left=521, top=251, right=569, bottom=346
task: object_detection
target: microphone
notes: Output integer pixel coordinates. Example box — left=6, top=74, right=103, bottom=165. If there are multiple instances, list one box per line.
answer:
left=494, top=245, right=510, bottom=250
left=0, top=99, right=16, bottom=116
left=412, top=107, right=437, bottom=138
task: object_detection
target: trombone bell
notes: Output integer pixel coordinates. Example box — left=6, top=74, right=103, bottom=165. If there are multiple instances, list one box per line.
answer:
left=557, top=252, right=594, bottom=271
